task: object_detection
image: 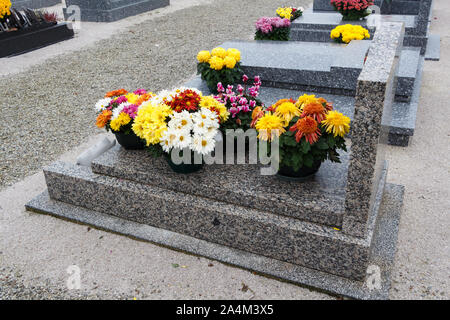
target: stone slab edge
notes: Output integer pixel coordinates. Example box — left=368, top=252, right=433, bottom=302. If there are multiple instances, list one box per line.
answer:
left=25, top=183, right=404, bottom=300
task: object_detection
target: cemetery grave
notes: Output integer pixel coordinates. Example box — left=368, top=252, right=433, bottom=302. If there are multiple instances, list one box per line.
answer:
left=63, top=0, right=170, bottom=22
left=0, top=4, right=73, bottom=57
left=17, top=0, right=443, bottom=300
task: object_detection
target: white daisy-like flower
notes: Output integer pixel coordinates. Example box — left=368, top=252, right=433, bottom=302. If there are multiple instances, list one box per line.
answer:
left=173, top=130, right=192, bottom=150
left=191, top=134, right=216, bottom=155
left=95, top=98, right=112, bottom=112
left=160, top=128, right=178, bottom=152
left=168, top=110, right=193, bottom=131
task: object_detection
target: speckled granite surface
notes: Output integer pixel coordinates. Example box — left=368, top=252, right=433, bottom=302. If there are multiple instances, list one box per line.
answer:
left=343, top=22, right=404, bottom=237
left=25, top=182, right=405, bottom=299
left=218, top=40, right=417, bottom=101
left=92, top=145, right=348, bottom=227
left=40, top=161, right=380, bottom=280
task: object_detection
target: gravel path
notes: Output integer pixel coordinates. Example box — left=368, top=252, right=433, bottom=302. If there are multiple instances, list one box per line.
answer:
left=0, top=0, right=311, bottom=189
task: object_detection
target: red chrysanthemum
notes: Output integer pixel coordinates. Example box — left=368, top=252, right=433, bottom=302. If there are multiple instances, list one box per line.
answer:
left=168, top=90, right=201, bottom=112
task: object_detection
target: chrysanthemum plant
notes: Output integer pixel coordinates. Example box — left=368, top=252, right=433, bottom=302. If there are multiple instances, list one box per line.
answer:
left=276, top=6, right=304, bottom=22
left=131, top=87, right=230, bottom=159
left=213, top=75, right=263, bottom=132
left=95, top=88, right=154, bottom=136
left=252, top=95, right=351, bottom=172
left=331, top=0, right=374, bottom=21
left=0, top=0, right=11, bottom=22
left=197, top=47, right=243, bottom=94
left=254, top=17, right=291, bottom=41
left=330, top=24, right=370, bottom=43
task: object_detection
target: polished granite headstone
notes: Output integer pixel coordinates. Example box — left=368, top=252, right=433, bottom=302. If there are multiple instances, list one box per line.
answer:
left=25, top=23, right=405, bottom=299
left=11, top=0, right=61, bottom=9
left=312, top=0, right=426, bottom=16
left=63, top=0, right=170, bottom=22
left=218, top=40, right=419, bottom=102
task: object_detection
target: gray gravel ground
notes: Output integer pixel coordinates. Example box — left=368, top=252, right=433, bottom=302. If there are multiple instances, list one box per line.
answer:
left=0, top=0, right=310, bottom=189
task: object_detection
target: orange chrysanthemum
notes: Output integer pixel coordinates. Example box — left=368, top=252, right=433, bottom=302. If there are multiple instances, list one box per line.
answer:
left=105, top=89, right=128, bottom=98
left=301, top=102, right=327, bottom=123
left=135, top=93, right=154, bottom=106
left=96, top=110, right=112, bottom=128
left=290, top=116, right=321, bottom=144
left=317, top=97, right=333, bottom=111
left=251, top=106, right=264, bottom=128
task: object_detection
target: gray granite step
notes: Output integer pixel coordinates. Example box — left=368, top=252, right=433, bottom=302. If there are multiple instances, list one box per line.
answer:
left=91, top=145, right=348, bottom=228
left=63, top=0, right=170, bottom=22
left=218, top=40, right=419, bottom=102
left=26, top=182, right=404, bottom=299
left=38, top=160, right=386, bottom=281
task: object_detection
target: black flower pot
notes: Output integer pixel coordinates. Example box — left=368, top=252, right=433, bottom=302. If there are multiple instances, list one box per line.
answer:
left=165, top=154, right=203, bottom=174
left=277, top=161, right=322, bottom=181
left=114, top=132, right=145, bottom=150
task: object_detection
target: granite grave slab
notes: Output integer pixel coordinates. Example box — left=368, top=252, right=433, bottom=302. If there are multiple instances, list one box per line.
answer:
left=11, top=0, right=61, bottom=9
left=63, top=0, right=170, bottom=22
left=218, top=40, right=419, bottom=102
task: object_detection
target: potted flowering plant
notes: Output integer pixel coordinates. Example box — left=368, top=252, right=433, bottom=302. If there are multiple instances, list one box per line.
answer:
left=330, top=24, right=370, bottom=43
left=0, top=0, right=11, bottom=23
left=254, top=17, right=291, bottom=41
left=331, top=0, right=374, bottom=21
left=214, top=75, right=263, bottom=132
left=95, top=89, right=154, bottom=150
left=197, top=47, right=243, bottom=94
left=132, top=87, right=229, bottom=173
left=252, top=94, right=351, bottom=179
left=276, top=6, right=304, bottom=22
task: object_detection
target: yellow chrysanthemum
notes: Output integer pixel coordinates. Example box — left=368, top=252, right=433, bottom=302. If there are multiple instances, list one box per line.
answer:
left=223, top=56, right=237, bottom=69
left=197, top=50, right=211, bottom=63
left=209, top=56, right=224, bottom=70
left=199, top=96, right=229, bottom=122
left=276, top=7, right=293, bottom=20
left=321, top=110, right=351, bottom=138
left=255, top=113, right=286, bottom=141
left=226, top=48, right=241, bottom=62
left=274, top=101, right=301, bottom=125
left=125, top=93, right=139, bottom=104
left=211, top=47, right=227, bottom=59
left=296, top=94, right=317, bottom=109
left=330, top=24, right=370, bottom=43
left=0, top=0, right=11, bottom=20
left=110, top=113, right=131, bottom=132
left=132, top=103, right=172, bottom=145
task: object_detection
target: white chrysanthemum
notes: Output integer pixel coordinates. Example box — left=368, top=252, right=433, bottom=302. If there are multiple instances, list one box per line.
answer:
left=173, top=130, right=192, bottom=150
left=160, top=128, right=178, bottom=152
left=191, top=134, right=216, bottom=155
left=111, top=103, right=130, bottom=120
left=168, top=110, right=193, bottom=131
left=192, top=109, right=219, bottom=136
left=95, top=98, right=112, bottom=112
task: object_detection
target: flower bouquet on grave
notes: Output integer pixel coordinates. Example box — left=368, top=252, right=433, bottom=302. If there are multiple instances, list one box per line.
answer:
left=197, top=47, right=243, bottom=94
left=254, top=17, right=291, bottom=41
left=95, top=89, right=154, bottom=150
left=212, top=75, right=264, bottom=156
left=0, top=0, right=10, bottom=28
left=251, top=94, right=350, bottom=179
left=131, top=87, right=229, bottom=173
left=276, top=6, right=304, bottom=22
left=331, top=0, right=374, bottom=21
left=330, top=24, right=370, bottom=43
